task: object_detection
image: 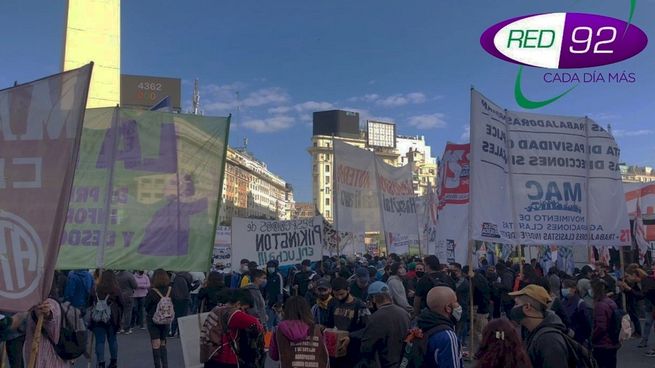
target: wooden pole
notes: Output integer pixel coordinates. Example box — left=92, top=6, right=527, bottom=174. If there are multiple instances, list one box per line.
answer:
left=27, top=314, right=44, bottom=368
left=620, top=245, right=627, bottom=309
left=467, top=239, right=475, bottom=357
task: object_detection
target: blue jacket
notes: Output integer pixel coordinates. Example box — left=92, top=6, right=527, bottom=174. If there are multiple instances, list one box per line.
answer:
left=417, top=310, right=462, bottom=368
left=64, top=270, right=94, bottom=309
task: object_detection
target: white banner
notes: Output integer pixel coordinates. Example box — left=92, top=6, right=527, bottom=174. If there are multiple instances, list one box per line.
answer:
left=388, top=233, right=411, bottom=255
left=376, top=158, right=419, bottom=239
left=334, top=140, right=381, bottom=233
left=231, top=217, right=323, bottom=267
left=470, top=89, right=630, bottom=246
left=213, top=226, right=232, bottom=270
left=435, top=142, right=470, bottom=265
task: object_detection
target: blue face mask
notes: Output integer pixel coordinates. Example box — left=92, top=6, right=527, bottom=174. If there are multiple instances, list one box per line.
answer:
left=561, top=288, right=570, bottom=298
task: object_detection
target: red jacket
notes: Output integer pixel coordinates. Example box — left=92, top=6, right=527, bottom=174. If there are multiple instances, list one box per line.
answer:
left=592, top=296, right=619, bottom=349
left=214, top=309, right=263, bottom=364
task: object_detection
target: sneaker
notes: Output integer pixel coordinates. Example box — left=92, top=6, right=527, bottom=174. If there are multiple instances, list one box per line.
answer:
left=638, top=342, right=648, bottom=348
left=139, top=325, right=146, bottom=330
left=125, top=329, right=133, bottom=335
left=645, top=349, right=655, bottom=357
left=117, top=329, right=125, bottom=334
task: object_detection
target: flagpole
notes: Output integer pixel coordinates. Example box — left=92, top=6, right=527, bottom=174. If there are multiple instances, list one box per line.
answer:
left=374, top=156, right=390, bottom=257
left=27, top=314, right=44, bottom=368
left=584, top=117, right=592, bottom=269
left=466, top=87, right=476, bottom=357
left=332, top=134, right=340, bottom=257
left=502, top=108, right=523, bottom=278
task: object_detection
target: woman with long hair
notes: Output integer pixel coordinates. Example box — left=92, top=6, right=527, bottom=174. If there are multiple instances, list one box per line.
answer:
left=198, top=271, right=227, bottom=312
left=90, top=270, right=125, bottom=368
left=474, top=318, right=532, bottom=368
left=269, top=296, right=328, bottom=368
left=144, top=269, right=172, bottom=368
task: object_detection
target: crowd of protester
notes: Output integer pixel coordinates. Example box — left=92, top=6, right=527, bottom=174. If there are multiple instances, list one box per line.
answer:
left=2, top=253, right=655, bottom=368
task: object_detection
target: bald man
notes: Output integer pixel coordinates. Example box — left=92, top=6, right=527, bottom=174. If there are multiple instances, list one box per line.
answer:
left=416, top=286, right=463, bottom=368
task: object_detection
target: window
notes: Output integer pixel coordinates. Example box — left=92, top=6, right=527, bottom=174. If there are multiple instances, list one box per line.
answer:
left=326, top=198, right=330, bottom=205
left=325, top=176, right=330, bottom=184
left=326, top=210, right=330, bottom=218
left=325, top=164, right=330, bottom=172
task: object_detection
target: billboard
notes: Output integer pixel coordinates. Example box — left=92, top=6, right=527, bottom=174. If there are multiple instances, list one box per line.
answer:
left=367, top=120, right=396, bottom=148
left=121, top=74, right=182, bottom=111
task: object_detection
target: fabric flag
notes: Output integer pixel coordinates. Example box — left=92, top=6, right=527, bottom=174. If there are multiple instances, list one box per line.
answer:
left=634, top=197, right=650, bottom=263
left=0, top=64, right=92, bottom=312
left=56, top=107, right=230, bottom=271
left=624, top=182, right=655, bottom=244
left=421, top=182, right=438, bottom=256
left=434, top=142, right=470, bottom=265
left=333, top=140, right=381, bottom=233
left=469, top=89, right=630, bottom=246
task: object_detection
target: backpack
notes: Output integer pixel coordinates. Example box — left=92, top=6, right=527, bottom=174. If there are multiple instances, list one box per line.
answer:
left=45, top=301, right=88, bottom=360
left=152, top=287, right=175, bottom=325
left=398, top=326, right=446, bottom=368
left=200, top=306, right=237, bottom=363
left=608, top=308, right=632, bottom=344
left=538, top=328, right=599, bottom=368
left=91, top=295, right=111, bottom=324
left=571, top=299, right=592, bottom=342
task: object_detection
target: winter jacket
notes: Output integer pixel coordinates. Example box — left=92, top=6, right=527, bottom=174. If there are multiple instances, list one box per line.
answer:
left=244, top=284, right=267, bottom=325
left=360, top=303, right=410, bottom=368
left=387, top=275, right=411, bottom=311
left=416, top=310, right=462, bottom=368
left=592, top=296, right=620, bottom=349
left=202, top=306, right=263, bottom=365
left=64, top=270, right=94, bottom=310
left=198, top=286, right=227, bottom=312
left=561, top=294, right=592, bottom=344
left=311, top=296, right=332, bottom=326
left=133, top=273, right=151, bottom=298
left=525, top=311, right=571, bottom=368
left=472, top=272, right=491, bottom=314
left=264, top=271, right=285, bottom=307
left=172, top=272, right=193, bottom=301
left=269, top=320, right=328, bottom=368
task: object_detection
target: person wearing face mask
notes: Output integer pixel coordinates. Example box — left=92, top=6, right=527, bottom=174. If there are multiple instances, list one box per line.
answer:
left=449, top=263, right=470, bottom=353
left=311, top=278, right=333, bottom=326
left=264, top=260, right=284, bottom=330
left=200, top=289, right=265, bottom=368
left=360, top=281, right=410, bottom=368
left=230, top=259, right=251, bottom=288
left=293, top=259, right=315, bottom=297
left=559, top=279, right=592, bottom=346
left=416, top=286, right=463, bottom=368
left=387, top=262, right=412, bottom=313
left=508, top=285, right=572, bottom=368
left=243, top=269, right=268, bottom=326
left=407, top=262, right=425, bottom=307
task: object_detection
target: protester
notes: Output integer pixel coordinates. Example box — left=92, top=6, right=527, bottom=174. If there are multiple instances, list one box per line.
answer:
left=311, top=278, right=333, bottom=326
left=293, top=260, right=315, bottom=297
left=641, top=268, right=655, bottom=352
left=24, top=298, right=68, bottom=368
left=326, top=277, right=370, bottom=367
left=547, top=266, right=561, bottom=299
left=619, top=267, right=646, bottom=339
left=264, top=260, right=285, bottom=329
left=170, top=271, right=194, bottom=337
left=117, top=269, right=137, bottom=335
left=471, top=267, right=491, bottom=351
left=0, top=310, right=25, bottom=368
left=413, top=255, right=455, bottom=315
left=474, top=317, right=532, bottom=368
left=359, top=281, right=410, bottom=368
left=495, top=262, right=515, bottom=317
left=240, top=261, right=259, bottom=288
left=132, top=270, right=151, bottom=329
left=91, top=270, right=125, bottom=368
left=231, top=259, right=250, bottom=288
left=386, top=262, right=412, bottom=312
left=416, top=286, right=463, bottom=368
left=145, top=269, right=173, bottom=368
left=577, top=265, right=594, bottom=307
left=350, top=267, right=371, bottom=300
left=591, top=279, right=620, bottom=368
left=508, top=284, right=570, bottom=368
left=198, top=271, right=227, bottom=313
left=449, top=263, right=470, bottom=352
left=559, top=278, right=592, bottom=346
left=244, top=269, right=268, bottom=326
left=269, top=296, right=328, bottom=368
left=199, top=289, right=264, bottom=368
left=190, top=271, right=206, bottom=314
left=64, top=269, right=95, bottom=312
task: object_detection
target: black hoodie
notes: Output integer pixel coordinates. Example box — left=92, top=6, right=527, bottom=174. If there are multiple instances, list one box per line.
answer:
left=525, top=311, right=571, bottom=368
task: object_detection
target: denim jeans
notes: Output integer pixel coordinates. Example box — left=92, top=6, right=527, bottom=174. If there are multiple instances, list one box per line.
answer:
left=93, top=324, right=118, bottom=363
left=642, top=301, right=653, bottom=345
left=131, top=297, right=145, bottom=328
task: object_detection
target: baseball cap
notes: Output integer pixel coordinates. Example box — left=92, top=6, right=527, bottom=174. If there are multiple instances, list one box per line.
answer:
left=368, top=281, right=390, bottom=296
left=508, top=284, right=552, bottom=307
left=316, top=278, right=331, bottom=290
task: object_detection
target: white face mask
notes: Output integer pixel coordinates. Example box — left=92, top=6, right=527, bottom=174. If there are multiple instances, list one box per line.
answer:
left=451, top=304, right=463, bottom=321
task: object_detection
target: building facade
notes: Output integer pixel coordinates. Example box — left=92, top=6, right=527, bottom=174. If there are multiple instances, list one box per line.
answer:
left=218, top=147, right=295, bottom=225
left=309, top=110, right=437, bottom=222
left=621, top=164, right=655, bottom=183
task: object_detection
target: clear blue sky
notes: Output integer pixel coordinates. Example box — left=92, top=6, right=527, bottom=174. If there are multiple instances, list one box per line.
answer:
left=1, top=0, right=653, bottom=201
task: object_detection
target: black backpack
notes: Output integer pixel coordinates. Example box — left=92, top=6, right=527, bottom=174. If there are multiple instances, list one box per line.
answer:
left=539, top=328, right=599, bottom=368
left=398, top=326, right=447, bottom=368
left=44, top=301, right=88, bottom=360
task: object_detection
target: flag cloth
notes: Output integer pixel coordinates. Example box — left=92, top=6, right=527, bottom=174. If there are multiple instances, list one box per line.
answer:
left=56, top=107, right=230, bottom=271
left=635, top=197, right=650, bottom=263
left=0, top=64, right=92, bottom=312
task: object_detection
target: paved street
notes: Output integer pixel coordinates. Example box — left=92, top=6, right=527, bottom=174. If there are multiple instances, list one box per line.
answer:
left=72, top=327, right=654, bottom=368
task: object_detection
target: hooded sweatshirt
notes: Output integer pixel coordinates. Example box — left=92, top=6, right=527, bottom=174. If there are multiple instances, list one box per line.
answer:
left=269, top=320, right=328, bottom=368
left=245, top=283, right=267, bottom=325
left=417, top=309, right=462, bottom=368
left=64, top=270, right=94, bottom=309
left=525, top=311, right=571, bottom=368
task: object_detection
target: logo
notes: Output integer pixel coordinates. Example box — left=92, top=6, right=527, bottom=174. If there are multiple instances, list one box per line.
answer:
left=480, top=2, right=648, bottom=108
left=481, top=222, right=501, bottom=238
left=0, top=210, right=44, bottom=299
left=524, top=180, right=582, bottom=213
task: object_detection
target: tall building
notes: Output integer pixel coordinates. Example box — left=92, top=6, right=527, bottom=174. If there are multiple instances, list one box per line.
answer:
left=218, top=147, right=295, bottom=224
left=62, top=0, right=121, bottom=108
left=621, top=164, right=655, bottom=183
left=308, top=110, right=436, bottom=222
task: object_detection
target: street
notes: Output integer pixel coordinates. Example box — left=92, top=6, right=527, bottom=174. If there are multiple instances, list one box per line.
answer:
left=72, top=327, right=653, bottom=368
